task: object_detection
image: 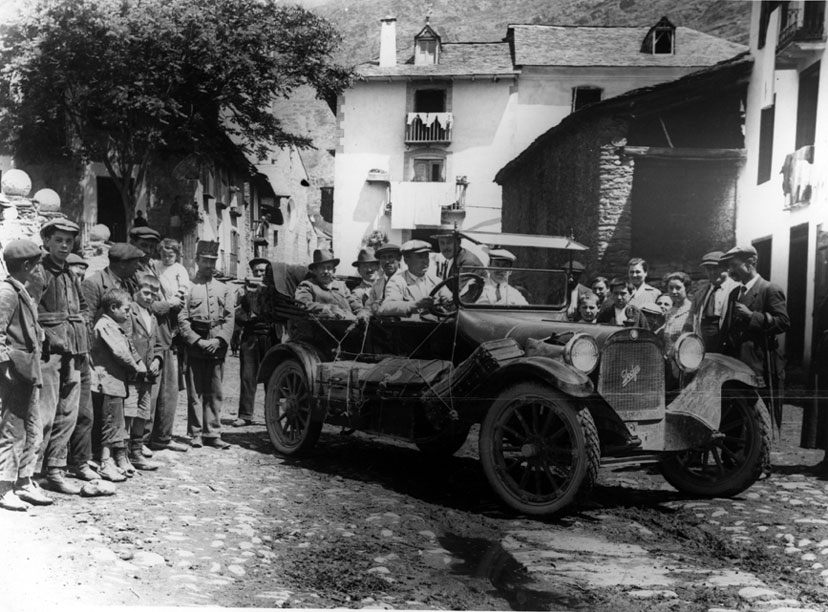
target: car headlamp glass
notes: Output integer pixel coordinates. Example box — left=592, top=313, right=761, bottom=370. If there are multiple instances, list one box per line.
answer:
left=671, top=332, right=705, bottom=372
left=563, top=333, right=599, bottom=374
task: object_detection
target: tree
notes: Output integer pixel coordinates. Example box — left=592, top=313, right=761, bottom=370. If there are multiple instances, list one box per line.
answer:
left=0, top=0, right=351, bottom=216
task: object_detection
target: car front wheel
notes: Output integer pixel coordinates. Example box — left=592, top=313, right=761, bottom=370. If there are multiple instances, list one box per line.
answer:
left=479, top=383, right=599, bottom=516
left=659, top=388, right=771, bottom=497
left=264, top=360, right=322, bottom=455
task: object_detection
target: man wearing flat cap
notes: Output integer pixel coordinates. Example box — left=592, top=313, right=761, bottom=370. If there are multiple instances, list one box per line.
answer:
left=294, top=249, right=368, bottom=320
left=232, top=256, right=272, bottom=427
left=477, top=248, right=528, bottom=306
left=431, top=230, right=484, bottom=281
left=684, top=251, right=738, bottom=352
left=178, top=241, right=236, bottom=449
left=379, top=240, right=447, bottom=317
left=26, top=218, right=90, bottom=495
left=720, top=245, right=790, bottom=434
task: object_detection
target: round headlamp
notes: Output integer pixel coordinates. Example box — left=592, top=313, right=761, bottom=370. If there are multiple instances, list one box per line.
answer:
left=671, top=332, right=705, bottom=372
left=563, top=333, right=599, bottom=375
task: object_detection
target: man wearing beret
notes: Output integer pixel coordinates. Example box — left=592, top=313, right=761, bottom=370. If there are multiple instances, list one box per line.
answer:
left=720, top=245, right=790, bottom=433
left=178, top=241, right=236, bottom=449
left=684, top=251, right=738, bottom=352
left=378, top=240, right=447, bottom=317
left=232, top=257, right=271, bottom=427
left=0, top=240, right=53, bottom=510
left=26, top=218, right=90, bottom=495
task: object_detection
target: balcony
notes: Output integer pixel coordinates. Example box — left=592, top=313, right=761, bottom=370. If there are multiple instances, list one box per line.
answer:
left=777, top=4, right=826, bottom=66
left=405, top=112, right=453, bottom=144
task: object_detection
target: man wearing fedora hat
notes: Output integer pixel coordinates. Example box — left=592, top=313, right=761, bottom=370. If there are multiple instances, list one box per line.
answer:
left=178, top=241, right=236, bottom=449
left=431, top=230, right=483, bottom=281
left=365, top=243, right=402, bottom=312
left=27, top=218, right=90, bottom=495
left=720, top=245, right=789, bottom=435
left=295, top=249, right=368, bottom=320
left=232, top=256, right=272, bottom=427
left=351, top=247, right=380, bottom=306
left=684, top=251, right=738, bottom=352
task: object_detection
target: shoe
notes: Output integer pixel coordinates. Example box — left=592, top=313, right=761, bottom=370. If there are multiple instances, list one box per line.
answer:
left=43, top=470, right=82, bottom=495
left=149, top=440, right=189, bottom=453
left=141, top=445, right=154, bottom=458
left=128, top=453, right=160, bottom=471
left=98, top=458, right=127, bottom=482
left=68, top=463, right=99, bottom=482
left=0, top=490, right=30, bottom=511
left=190, top=437, right=203, bottom=448
left=114, top=449, right=135, bottom=477
left=15, top=481, right=54, bottom=506
left=80, top=479, right=117, bottom=497
left=204, top=437, right=230, bottom=449
left=231, top=418, right=253, bottom=427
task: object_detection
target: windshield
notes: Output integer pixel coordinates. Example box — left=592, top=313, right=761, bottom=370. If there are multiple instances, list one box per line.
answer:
left=458, top=266, right=569, bottom=309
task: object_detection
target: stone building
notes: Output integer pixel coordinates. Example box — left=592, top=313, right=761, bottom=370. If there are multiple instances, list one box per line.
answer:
left=494, top=54, right=753, bottom=284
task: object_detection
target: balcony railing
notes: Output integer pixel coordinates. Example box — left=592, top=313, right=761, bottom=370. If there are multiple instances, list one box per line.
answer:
left=779, top=5, right=826, bottom=50
left=405, top=112, right=453, bottom=144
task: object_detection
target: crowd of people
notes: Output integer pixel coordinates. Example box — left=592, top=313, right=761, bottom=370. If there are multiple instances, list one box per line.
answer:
left=0, top=217, right=804, bottom=511
left=0, top=219, right=253, bottom=511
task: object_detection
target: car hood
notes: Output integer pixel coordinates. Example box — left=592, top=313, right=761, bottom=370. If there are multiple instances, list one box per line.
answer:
left=456, top=309, right=623, bottom=349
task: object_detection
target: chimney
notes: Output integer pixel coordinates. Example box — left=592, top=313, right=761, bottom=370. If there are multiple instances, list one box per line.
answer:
left=379, top=16, right=397, bottom=68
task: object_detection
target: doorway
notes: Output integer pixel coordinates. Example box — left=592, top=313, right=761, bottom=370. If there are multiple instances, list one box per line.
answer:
left=96, top=177, right=127, bottom=242
left=787, top=223, right=809, bottom=366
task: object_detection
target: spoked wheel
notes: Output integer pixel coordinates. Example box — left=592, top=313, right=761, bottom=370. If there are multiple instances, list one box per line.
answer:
left=479, top=383, right=599, bottom=516
left=264, top=360, right=322, bottom=455
left=660, top=388, right=771, bottom=497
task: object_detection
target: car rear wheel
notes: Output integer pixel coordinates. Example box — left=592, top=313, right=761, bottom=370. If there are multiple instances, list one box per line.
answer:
left=265, top=360, right=322, bottom=455
left=479, top=383, right=599, bottom=516
left=660, top=389, right=771, bottom=497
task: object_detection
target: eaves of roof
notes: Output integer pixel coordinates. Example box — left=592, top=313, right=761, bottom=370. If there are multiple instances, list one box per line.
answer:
left=494, top=52, right=753, bottom=183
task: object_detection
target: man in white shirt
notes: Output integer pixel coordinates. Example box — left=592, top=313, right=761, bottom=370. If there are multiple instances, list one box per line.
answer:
left=685, top=251, right=738, bottom=352
left=378, top=240, right=444, bottom=317
left=476, top=248, right=528, bottom=306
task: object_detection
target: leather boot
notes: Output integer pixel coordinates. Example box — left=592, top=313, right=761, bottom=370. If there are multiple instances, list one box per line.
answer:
left=43, top=468, right=82, bottom=495
left=129, top=441, right=159, bottom=471
left=113, top=447, right=135, bottom=477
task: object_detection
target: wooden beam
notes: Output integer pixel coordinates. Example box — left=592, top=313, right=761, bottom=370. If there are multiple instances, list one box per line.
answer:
left=622, top=146, right=747, bottom=160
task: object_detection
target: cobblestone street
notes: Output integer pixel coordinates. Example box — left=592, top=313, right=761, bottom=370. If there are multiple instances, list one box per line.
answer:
left=1, top=356, right=828, bottom=611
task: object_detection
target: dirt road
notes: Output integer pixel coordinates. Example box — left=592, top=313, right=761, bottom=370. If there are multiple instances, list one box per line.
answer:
left=1, top=357, right=827, bottom=611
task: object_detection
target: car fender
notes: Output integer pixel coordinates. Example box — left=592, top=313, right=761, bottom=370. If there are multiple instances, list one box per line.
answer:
left=257, top=342, right=323, bottom=386
left=665, top=353, right=761, bottom=441
left=484, top=356, right=594, bottom=400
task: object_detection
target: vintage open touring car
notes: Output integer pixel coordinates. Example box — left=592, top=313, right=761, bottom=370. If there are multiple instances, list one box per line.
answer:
left=257, top=231, right=771, bottom=516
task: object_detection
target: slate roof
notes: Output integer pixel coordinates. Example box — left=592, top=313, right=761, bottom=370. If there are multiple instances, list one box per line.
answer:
left=357, top=23, right=747, bottom=78
left=509, top=24, right=747, bottom=67
left=358, top=41, right=516, bottom=78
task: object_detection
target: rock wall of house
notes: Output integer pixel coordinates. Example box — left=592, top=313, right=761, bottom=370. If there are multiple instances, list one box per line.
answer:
left=501, top=116, right=632, bottom=278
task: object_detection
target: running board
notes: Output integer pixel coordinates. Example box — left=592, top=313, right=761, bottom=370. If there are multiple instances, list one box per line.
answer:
left=600, top=454, right=662, bottom=470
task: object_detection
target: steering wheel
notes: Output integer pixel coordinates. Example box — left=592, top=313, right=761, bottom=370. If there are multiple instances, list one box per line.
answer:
left=427, top=272, right=485, bottom=317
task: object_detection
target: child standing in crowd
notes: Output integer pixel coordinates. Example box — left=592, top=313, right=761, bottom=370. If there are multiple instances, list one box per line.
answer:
left=125, top=275, right=162, bottom=471
left=89, top=288, right=146, bottom=481
left=0, top=240, right=53, bottom=510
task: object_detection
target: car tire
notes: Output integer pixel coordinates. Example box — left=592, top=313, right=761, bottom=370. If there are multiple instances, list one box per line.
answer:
left=264, top=360, right=322, bottom=456
left=415, top=422, right=472, bottom=456
left=659, top=388, right=771, bottom=497
left=479, top=383, right=599, bottom=516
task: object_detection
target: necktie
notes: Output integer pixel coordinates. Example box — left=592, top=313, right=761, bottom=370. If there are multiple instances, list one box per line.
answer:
left=739, top=284, right=747, bottom=301
left=496, top=284, right=502, bottom=302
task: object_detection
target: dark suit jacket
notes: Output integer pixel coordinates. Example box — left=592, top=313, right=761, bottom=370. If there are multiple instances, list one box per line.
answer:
left=721, top=275, right=790, bottom=376
left=595, top=303, right=649, bottom=329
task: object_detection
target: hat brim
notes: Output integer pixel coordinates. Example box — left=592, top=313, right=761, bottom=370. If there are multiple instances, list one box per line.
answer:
left=309, top=258, right=340, bottom=268
left=429, top=233, right=456, bottom=240
left=196, top=254, right=220, bottom=260
left=402, top=249, right=431, bottom=255
left=352, top=259, right=379, bottom=267
left=249, top=258, right=269, bottom=268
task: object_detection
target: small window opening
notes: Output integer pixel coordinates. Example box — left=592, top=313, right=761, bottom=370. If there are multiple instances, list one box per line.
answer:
left=413, top=158, right=445, bottom=182
left=572, top=86, right=602, bottom=112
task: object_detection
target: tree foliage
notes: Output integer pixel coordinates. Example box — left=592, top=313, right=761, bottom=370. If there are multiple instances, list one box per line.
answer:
left=0, top=0, right=351, bottom=211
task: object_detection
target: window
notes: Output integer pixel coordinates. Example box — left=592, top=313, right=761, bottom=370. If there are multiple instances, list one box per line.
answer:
left=753, top=236, right=772, bottom=281
left=413, top=158, right=445, bottom=182
left=320, top=187, right=334, bottom=223
left=414, top=24, right=440, bottom=65
left=414, top=89, right=446, bottom=112
left=641, top=17, right=675, bottom=55
left=796, top=61, right=820, bottom=150
left=572, top=86, right=602, bottom=112
left=758, top=104, right=776, bottom=184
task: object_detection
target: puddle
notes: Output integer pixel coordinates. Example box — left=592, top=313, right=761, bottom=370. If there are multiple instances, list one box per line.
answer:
left=439, top=533, right=587, bottom=611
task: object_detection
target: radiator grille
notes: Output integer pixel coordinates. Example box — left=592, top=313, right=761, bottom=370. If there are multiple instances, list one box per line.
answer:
left=598, top=335, right=665, bottom=420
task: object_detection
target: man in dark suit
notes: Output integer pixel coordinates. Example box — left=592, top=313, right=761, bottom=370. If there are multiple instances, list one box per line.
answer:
left=684, top=251, right=738, bottom=352
left=720, top=245, right=790, bottom=432
left=431, top=230, right=483, bottom=280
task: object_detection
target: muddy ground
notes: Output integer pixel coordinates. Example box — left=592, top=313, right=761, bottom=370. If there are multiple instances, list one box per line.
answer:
left=1, top=356, right=827, bottom=612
